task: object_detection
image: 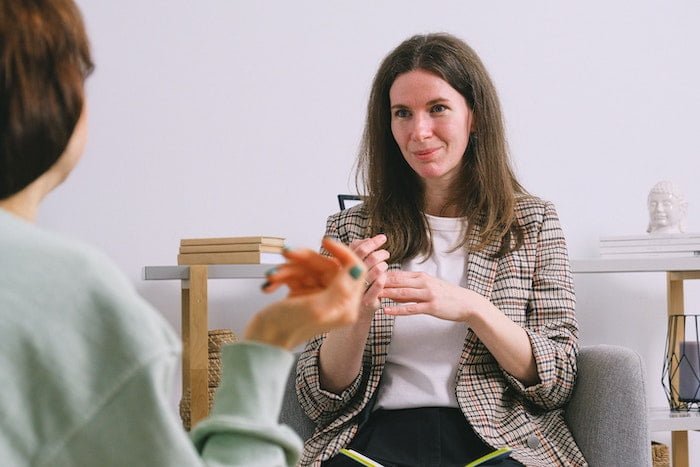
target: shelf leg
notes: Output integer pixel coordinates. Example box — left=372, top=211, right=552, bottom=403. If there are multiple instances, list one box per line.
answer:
left=672, top=431, right=689, bottom=467
left=667, top=273, right=688, bottom=467
left=182, top=265, right=209, bottom=428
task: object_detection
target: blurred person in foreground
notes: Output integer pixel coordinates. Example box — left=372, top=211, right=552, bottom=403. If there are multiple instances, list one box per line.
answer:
left=0, top=0, right=366, bottom=465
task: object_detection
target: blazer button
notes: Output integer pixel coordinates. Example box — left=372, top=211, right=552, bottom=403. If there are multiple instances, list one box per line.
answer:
left=527, top=434, right=541, bottom=450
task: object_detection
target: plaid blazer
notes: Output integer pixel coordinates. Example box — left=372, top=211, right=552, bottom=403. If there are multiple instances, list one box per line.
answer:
left=296, top=196, right=586, bottom=467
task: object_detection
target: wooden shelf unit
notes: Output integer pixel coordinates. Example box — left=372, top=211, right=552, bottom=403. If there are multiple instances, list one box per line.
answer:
left=143, top=264, right=269, bottom=427
left=571, top=257, right=700, bottom=467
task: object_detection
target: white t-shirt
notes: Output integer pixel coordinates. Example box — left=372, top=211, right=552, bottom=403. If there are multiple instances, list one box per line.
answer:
left=375, top=214, right=469, bottom=410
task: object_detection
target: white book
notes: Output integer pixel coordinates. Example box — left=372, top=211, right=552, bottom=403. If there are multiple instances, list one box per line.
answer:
left=600, top=233, right=700, bottom=247
left=599, top=243, right=700, bottom=254
left=600, top=251, right=700, bottom=259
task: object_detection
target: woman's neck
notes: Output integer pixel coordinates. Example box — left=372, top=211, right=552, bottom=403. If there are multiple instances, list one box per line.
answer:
left=423, top=185, right=459, bottom=217
left=0, top=172, right=58, bottom=222
left=0, top=191, right=41, bottom=222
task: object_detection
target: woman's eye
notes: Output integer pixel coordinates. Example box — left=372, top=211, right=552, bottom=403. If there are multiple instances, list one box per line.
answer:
left=431, top=104, right=447, bottom=113
left=394, top=108, right=410, bottom=118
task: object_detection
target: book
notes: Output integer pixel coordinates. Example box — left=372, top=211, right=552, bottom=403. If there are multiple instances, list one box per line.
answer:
left=179, top=243, right=284, bottom=254
left=600, top=233, right=700, bottom=247
left=599, top=251, right=700, bottom=259
left=465, top=447, right=513, bottom=467
left=339, top=449, right=385, bottom=467
left=177, top=251, right=285, bottom=265
left=180, top=236, right=285, bottom=247
left=599, top=243, right=700, bottom=254
left=338, top=446, right=512, bottom=467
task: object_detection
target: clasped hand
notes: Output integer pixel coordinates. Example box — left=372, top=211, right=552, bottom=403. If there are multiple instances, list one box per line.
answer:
left=381, top=270, right=489, bottom=323
left=347, top=234, right=490, bottom=323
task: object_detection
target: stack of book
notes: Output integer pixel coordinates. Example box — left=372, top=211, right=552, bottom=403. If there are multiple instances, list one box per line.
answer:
left=599, top=233, right=700, bottom=259
left=177, top=236, right=286, bottom=265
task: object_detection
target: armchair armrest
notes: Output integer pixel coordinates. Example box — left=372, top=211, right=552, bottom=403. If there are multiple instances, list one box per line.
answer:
left=565, top=345, right=651, bottom=466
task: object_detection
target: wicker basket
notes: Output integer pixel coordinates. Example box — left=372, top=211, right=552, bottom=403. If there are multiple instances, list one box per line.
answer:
left=179, top=328, right=237, bottom=430
left=208, top=328, right=237, bottom=353
left=179, top=387, right=217, bottom=431
left=208, top=355, right=223, bottom=388
left=651, top=441, right=670, bottom=467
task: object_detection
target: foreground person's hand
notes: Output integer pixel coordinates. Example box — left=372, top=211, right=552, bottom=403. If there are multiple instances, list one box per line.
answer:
left=245, top=238, right=367, bottom=349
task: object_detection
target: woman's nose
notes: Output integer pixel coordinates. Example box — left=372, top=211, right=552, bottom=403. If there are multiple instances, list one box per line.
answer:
left=411, top=114, right=432, bottom=141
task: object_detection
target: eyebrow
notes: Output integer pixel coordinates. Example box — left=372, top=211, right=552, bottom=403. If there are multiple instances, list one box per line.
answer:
left=390, top=98, right=450, bottom=111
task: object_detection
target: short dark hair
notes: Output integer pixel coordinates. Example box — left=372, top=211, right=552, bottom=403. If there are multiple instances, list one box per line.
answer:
left=0, top=0, right=94, bottom=199
left=357, top=33, right=524, bottom=260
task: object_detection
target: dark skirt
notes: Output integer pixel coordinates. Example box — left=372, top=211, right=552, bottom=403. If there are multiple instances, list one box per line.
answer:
left=321, top=407, right=524, bottom=467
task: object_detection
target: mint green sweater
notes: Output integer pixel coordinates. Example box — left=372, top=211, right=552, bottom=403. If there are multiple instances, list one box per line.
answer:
left=0, top=210, right=302, bottom=466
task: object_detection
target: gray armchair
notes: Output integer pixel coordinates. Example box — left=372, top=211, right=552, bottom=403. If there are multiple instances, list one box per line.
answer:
left=280, top=344, right=651, bottom=466
left=565, top=345, right=651, bottom=466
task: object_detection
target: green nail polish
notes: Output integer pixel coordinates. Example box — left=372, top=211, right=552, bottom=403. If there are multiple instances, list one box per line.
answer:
left=265, top=267, right=277, bottom=276
left=349, top=265, right=363, bottom=280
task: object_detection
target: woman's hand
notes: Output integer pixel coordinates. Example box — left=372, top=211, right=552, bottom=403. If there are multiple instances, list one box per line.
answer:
left=379, top=270, right=490, bottom=323
left=348, top=234, right=390, bottom=314
left=245, top=238, right=367, bottom=349
left=380, top=270, right=539, bottom=385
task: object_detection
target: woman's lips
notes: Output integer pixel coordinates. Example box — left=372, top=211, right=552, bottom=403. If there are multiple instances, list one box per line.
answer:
left=413, top=147, right=440, bottom=160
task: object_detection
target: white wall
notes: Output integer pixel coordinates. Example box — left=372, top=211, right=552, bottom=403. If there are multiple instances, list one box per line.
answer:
left=42, top=0, right=699, bottom=461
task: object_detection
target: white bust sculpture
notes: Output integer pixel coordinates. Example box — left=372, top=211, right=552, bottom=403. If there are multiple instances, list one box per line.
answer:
left=646, top=180, right=688, bottom=234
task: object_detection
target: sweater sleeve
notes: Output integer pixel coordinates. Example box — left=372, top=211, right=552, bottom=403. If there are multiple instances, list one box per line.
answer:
left=191, top=342, right=303, bottom=467
left=47, top=343, right=302, bottom=467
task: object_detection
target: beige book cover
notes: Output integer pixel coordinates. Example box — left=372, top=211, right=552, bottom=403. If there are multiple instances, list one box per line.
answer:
left=180, top=236, right=285, bottom=247
left=179, top=243, right=284, bottom=254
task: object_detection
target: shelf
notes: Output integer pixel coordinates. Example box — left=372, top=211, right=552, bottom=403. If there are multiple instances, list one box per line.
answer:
left=572, top=257, right=700, bottom=274
left=142, top=264, right=272, bottom=281
left=649, top=406, right=700, bottom=432
left=142, top=258, right=700, bottom=282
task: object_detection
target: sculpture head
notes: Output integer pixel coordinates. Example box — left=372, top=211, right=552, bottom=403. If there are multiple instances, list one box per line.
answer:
left=647, top=181, right=688, bottom=234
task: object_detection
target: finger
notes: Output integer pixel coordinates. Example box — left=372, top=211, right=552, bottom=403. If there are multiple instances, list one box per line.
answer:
left=366, top=259, right=388, bottom=278
left=363, top=249, right=391, bottom=271
left=360, top=272, right=385, bottom=307
left=379, top=286, right=429, bottom=303
left=269, top=246, right=341, bottom=291
left=349, top=234, right=387, bottom=260
left=266, top=264, right=326, bottom=286
left=383, top=270, right=424, bottom=288
left=282, top=247, right=340, bottom=273
left=383, top=303, right=426, bottom=316
left=260, top=280, right=282, bottom=294
left=363, top=261, right=388, bottom=291
left=322, top=237, right=365, bottom=268
left=262, top=274, right=317, bottom=294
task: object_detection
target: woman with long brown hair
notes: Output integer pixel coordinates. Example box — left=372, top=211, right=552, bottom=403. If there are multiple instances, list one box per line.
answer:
left=295, top=33, right=585, bottom=466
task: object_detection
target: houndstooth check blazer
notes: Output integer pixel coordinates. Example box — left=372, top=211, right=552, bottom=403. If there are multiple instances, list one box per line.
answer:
left=296, top=196, right=587, bottom=467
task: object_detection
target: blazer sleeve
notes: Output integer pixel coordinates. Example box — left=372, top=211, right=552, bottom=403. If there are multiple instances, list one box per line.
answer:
left=502, top=201, right=579, bottom=410
left=295, top=212, right=366, bottom=425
